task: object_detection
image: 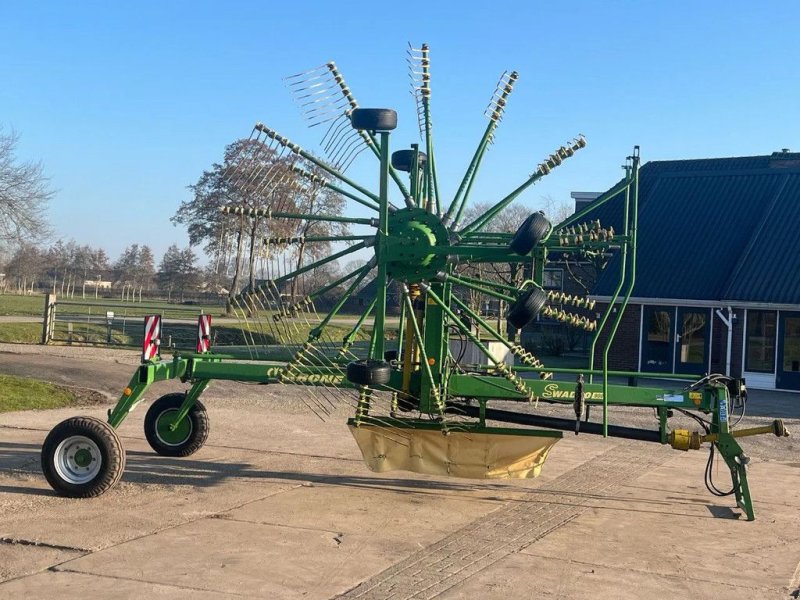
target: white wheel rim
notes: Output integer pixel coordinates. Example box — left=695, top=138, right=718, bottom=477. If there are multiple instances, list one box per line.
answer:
left=54, top=435, right=103, bottom=484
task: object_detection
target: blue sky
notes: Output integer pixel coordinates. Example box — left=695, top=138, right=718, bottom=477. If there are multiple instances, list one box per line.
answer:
left=1, top=0, right=798, bottom=263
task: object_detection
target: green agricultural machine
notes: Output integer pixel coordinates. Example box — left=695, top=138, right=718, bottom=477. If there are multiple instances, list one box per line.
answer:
left=41, top=45, right=789, bottom=520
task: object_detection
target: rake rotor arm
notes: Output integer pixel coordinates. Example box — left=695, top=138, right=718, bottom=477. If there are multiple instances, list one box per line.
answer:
left=254, top=123, right=381, bottom=203
left=420, top=50, right=438, bottom=215
left=308, top=264, right=374, bottom=338
left=291, top=165, right=380, bottom=211
left=436, top=272, right=516, bottom=303
left=459, top=136, right=586, bottom=236
left=408, top=43, right=440, bottom=214
left=338, top=296, right=377, bottom=358
left=221, top=205, right=377, bottom=226
left=449, top=294, right=548, bottom=371
left=264, top=234, right=374, bottom=245
left=555, top=177, right=628, bottom=232
left=435, top=246, right=534, bottom=263
left=318, top=61, right=410, bottom=200
left=273, top=240, right=369, bottom=286
left=444, top=272, right=527, bottom=294
left=444, top=121, right=495, bottom=227
left=444, top=71, right=519, bottom=229
left=277, top=264, right=373, bottom=319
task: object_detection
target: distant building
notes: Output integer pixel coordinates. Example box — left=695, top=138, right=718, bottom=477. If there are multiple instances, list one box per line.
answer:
left=585, top=150, right=800, bottom=391
left=570, top=191, right=601, bottom=213
left=84, top=279, right=112, bottom=290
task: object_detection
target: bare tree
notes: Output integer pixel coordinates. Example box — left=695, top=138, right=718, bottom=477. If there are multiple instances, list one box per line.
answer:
left=541, top=194, right=573, bottom=226
left=176, top=139, right=348, bottom=312
left=0, top=127, right=54, bottom=242
left=4, top=243, right=45, bottom=293
left=457, top=202, right=531, bottom=321
left=157, top=244, right=200, bottom=302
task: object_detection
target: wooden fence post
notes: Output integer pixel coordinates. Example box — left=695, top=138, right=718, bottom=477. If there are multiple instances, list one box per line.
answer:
left=41, top=294, right=55, bottom=344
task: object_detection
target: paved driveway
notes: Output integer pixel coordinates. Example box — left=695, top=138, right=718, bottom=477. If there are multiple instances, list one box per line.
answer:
left=1, top=344, right=799, bottom=599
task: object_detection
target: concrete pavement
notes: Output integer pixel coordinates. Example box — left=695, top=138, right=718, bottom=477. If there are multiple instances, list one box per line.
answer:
left=0, top=345, right=799, bottom=599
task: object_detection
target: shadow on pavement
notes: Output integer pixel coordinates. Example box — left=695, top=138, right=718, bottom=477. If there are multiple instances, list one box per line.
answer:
left=0, top=442, right=751, bottom=521
left=0, top=442, right=522, bottom=500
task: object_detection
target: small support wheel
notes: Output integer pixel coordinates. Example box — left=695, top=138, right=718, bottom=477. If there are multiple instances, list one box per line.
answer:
left=346, top=360, right=392, bottom=386
left=507, top=287, right=548, bottom=329
left=41, top=416, right=126, bottom=498
left=391, top=149, right=427, bottom=172
left=350, top=108, right=398, bottom=132
left=509, top=211, right=551, bottom=255
left=144, top=393, right=210, bottom=457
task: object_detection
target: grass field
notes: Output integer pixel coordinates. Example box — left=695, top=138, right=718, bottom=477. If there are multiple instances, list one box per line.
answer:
left=0, top=322, right=41, bottom=344
left=0, top=374, right=86, bottom=412
left=0, top=293, right=223, bottom=319
left=0, top=294, right=45, bottom=316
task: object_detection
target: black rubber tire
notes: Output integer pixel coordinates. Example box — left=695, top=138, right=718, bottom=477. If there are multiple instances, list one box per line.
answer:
left=350, top=108, right=398, bottom=131
left=41, top=416, right=126, bottom=498
left=346, top=359, right=392, bottom=386
left=391, top=149, right=427, bottom=172
left=509, top=212, right=551, bottom=255
left=144, top=393, right=210, bottom=457
left=507, top=287, right=548, bottom=329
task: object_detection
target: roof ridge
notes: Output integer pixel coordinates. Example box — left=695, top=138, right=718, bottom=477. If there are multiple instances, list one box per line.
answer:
left=645, top=154, right=771, bottom=164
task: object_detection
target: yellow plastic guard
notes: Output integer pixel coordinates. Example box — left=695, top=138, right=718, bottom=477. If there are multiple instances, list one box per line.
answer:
left=348, top=424, right=559, bottom=479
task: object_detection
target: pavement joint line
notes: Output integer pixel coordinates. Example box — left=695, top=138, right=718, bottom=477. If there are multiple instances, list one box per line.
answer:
left=0, top=536, right=89, bottom=554
left=215, top=514, right=345, bottom=537
left=0, top=424, right=47, bottom=432
left=50, top=567, right=250, bottom=597
left=519, top=553, right=788, bottom=594
left=335, top=443, right=667, bottom=599
left=45, top=483, right=306, bottom=571
left=0, top=483, right=307, bottom=591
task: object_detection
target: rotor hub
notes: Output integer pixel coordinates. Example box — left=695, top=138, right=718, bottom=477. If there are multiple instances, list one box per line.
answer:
left=384, top=208, right=449, bottom=283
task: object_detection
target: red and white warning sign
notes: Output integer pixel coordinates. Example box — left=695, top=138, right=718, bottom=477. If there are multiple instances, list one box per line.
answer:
left=197, top=314, right=212, bottom=353
left=142, top=315, right=162, bottom=362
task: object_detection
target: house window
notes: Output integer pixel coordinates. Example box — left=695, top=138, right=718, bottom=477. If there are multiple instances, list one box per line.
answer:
left=647, top=310, right=671, bottom=343
left=783, top=317, right=800, bottom=372
left=745, top=310, right=776, bottom=373
left=542, top=269, right=563, bottom=290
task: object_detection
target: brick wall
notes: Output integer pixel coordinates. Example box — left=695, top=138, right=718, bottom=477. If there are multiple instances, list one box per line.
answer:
left=730, top=308, right=745, bottom=376
left=591, top=303, right=642, bottom=371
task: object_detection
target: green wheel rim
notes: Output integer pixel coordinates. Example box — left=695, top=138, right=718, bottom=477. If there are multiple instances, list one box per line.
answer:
left=155, top=408, right=193, bottom=447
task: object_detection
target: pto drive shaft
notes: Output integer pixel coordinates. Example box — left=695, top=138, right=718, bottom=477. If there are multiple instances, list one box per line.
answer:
left=668, top=419, right=790, bottom=451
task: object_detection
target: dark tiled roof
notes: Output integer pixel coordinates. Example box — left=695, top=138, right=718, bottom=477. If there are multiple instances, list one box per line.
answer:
left=590, top=152, right=800, bottom=304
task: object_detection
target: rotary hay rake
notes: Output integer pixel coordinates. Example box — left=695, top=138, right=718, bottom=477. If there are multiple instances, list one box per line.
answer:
left=41, top=44, right=789, bottom=520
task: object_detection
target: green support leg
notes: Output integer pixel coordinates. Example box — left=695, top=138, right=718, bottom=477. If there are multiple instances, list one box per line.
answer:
left=107, top=373, right=152, bottom=429
left=658, top=406, right=669, bottom=444
left=717, top=436, right=755, bottom=521
left=166, top=379, right=211, bottom=432
left=107, top=358, right=191, bottom=428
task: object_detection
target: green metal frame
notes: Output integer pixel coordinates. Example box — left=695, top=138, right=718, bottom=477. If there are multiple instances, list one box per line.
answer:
left=77, top=58, right=786, bottom=520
